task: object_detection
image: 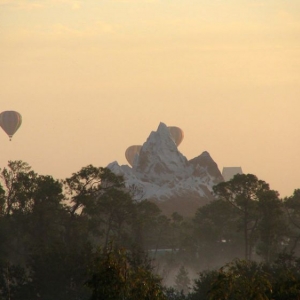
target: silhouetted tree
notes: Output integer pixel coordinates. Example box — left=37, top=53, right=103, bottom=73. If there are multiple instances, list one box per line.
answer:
left=192, top=199, right=242, bottom=268
left=256, top=190, right=287, bottom=263
left=213, top=174, right=270, bottom=260
left=284, top=189, right=300, bottom=255
left=174, top=266, right=190, bottom=295
left=86, top=244, right=166, bottom=300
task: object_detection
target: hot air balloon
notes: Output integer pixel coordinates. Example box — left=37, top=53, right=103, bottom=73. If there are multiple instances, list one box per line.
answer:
left=125, top=145, right=142, bottom=167
left=0, top=111, right=22, bottom=141
left=168, top=126, right=184, bottom=146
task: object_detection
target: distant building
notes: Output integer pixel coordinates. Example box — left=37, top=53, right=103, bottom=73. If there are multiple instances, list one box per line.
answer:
left=222, top=167, right=243, bottom=181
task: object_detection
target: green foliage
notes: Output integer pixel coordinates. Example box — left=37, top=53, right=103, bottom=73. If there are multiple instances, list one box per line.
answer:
left=267, top=253, right=300, bottom=300
left=0, top=262, right=33, bottom=300
left=256, top=190, right=287, bottom=263
left=86, top=245, right=167, bottom=300
left=189, top=270, right=219, bottom=300
left=0, top=160, right=34, bottom=215
left=131, top=199, right=162, bottom=251
left=211, top=174, right=287, bottom=262
left=2, top=161, right=300, bottom=299
left=191, top=255, right=300, bottom=300
left=192, top=199, right=242, bottom=267
left=213, top=174, right=271, bottom=260
left=163, top=287, right=188, bottom=300
left=208, top=260, right=272, bottom=300
left=0, top=161, right=170, bottom=299
left=284, top=189, right=300, bottom=255
left=64, top=165, right=124, bottom=215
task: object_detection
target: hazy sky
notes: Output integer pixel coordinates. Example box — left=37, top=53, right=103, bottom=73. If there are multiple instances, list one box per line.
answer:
left=1, top=0, right=300, bottom=197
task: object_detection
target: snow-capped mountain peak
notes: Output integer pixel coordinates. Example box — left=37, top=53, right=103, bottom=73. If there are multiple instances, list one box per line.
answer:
left=108, top=122, right=223, bottom=216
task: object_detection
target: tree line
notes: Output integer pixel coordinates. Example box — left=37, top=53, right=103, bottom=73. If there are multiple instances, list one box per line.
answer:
left=1, top=160, right=300, bottom=299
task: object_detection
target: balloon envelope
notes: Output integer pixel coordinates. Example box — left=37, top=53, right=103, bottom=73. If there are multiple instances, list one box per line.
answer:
left=168, top=126, right=184, bottom=146
left=0, top=111, right=22, bottom=140
left=125, top=145, right=142, bottom=166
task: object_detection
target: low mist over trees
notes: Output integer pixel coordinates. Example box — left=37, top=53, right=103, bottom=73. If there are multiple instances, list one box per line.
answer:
left=1, top=160, right=300, bottom=299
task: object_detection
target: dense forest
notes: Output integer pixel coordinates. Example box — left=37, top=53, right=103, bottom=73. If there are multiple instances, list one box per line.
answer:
left=1, top=160, right=300, bottom=299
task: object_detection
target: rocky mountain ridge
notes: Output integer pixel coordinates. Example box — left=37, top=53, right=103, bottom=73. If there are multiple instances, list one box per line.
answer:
left=108, top=122, right=223, bottom=216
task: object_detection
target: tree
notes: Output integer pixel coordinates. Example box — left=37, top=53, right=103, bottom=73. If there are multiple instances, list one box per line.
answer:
left=213, top=174, right=270, bottom=260
left=0, top=262, right=33, bottom=300
left=64, top=165, right=123, bottom=216
left=86, top=244, right=167, bottom=300
left=209, top=259, right=272, bottom=300
left=64, top=165, right=135, bottom=248
left=256, top=190, right=287, bottom=263
left=0, top=160, right=33, bottom=215
left=0, top=162, right=68, bottom=266
left=163, top=287, right=187, bottom=300
left=192, top=199, right=243, bottom=267
left=174, top=266, right=190, bottom=295
left=170, top=212, right=184, bottom=252
left=206, top=259, right=272, bottom=300
left=0, top=161, right=93, bottom=299
left=189, top=270, right=219, bottom=300
left=190, top=254, right=300, bottom=300
left=26, top=174, right=91, bottom=300
left=269, top=253, right=300, bottom=300
left=284, top=189, right=300, bottom=255
left=131, top=199, right=162, bottom=252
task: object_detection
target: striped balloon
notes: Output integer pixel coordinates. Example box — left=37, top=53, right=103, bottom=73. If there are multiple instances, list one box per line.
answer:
left=125, top=145, right=142, bottom=167
left=168, top=126, right=184, bottom=146
left=0, top=111, right=22, bottom=140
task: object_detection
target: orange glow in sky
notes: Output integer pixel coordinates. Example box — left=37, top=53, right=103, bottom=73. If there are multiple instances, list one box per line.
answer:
left=1, top=0, right=300, bottom=197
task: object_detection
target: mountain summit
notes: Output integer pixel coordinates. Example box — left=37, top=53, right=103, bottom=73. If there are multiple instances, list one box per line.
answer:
left=108, top=122, right=223, bottom=216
